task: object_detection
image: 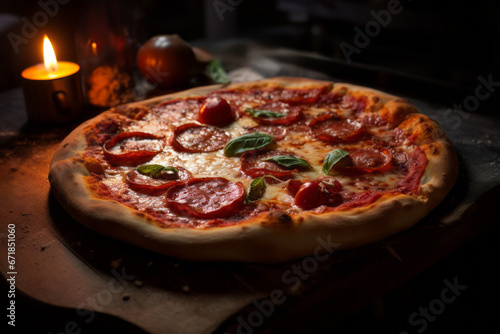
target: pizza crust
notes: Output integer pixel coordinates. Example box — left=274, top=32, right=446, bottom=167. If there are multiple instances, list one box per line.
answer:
left=49, top=77, right=457, bottom=263
left=50, top=157, right=428, bottom=262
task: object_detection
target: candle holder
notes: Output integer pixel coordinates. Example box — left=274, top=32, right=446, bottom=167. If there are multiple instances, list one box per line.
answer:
left=21, top=62, right=83, bottom=124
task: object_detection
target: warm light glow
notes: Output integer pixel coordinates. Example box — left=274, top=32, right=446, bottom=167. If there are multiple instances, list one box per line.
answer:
left=43, top=35, right=58, bottom=73
left=22, top=35, right=79, bottom=80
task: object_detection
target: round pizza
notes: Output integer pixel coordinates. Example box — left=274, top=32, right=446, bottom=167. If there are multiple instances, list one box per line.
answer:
left=49, top=77, right=458, bottom=263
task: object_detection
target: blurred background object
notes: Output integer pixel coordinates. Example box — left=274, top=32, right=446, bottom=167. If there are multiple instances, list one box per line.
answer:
left=74, top=3, right=136, bottom=107
left=0, top=12, right=23, bottom=92
left=1, top=0, right=498, bottom=93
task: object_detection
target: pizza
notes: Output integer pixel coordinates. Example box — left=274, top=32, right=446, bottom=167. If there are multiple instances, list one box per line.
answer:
left=48, top=77, right=458, bottom=263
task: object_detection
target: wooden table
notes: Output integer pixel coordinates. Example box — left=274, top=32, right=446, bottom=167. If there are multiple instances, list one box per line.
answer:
left=2, top=42, right=500, bottom=333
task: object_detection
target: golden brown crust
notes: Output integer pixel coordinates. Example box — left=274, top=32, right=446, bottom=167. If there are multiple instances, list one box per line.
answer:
left=401, top=115, right=458, bottom=211
left=49, top=77, right=457, bottom=263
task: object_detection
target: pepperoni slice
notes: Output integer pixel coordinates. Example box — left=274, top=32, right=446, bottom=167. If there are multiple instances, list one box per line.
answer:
left=336, top=146, right=393, bottom=174
left=86, top=118, right=121, bottom=146
left=153, top=98, right=202, bottom=124
left=309, top=114, right=365, bottom=144
left=246, top=87, right=282, bottom=102
left=317, top=93, right=367, bottom=113
left=103, top=132, right=164, bottom=166
left=166, top=178, right=245, bottom=219
left=249, top=102, right=302, bottom=126
left=317, top=92, right=342, bottom=106
left=341, top=94, right=367, bottom=114
left=126, top=166, right=193, bottom=196
left=335, top=191, right=383, bottom=211
left=244, top=126, right=287, bottom=141
left=241, top=149, right=300, bottom=180
left=209, top=90, right=247, bottom=107
left=396, top=147, right=428, bottom=194
left=170, top=123, right=231, bottom=153
left=275, top=87, right=329, bottom=104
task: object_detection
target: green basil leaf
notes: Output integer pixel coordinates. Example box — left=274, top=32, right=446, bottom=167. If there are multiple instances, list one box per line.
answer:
left=162, top=166, right=179, bottom=176
left=137, top=164, right=164, bottom=178
left=224, top=132, right=275, bottom=157
left=245, top=108, right=285, bottom=118
left=208, top=59, right=231, bottom=84
left=247, top=176, right=267, bottom=203
left=322, top=149, right=349, bottom=175
left=264, top=155, right=312, bottom=169
left=246, top=175, right=284, bottom=203
left=137, top=164, right=179, bottom=179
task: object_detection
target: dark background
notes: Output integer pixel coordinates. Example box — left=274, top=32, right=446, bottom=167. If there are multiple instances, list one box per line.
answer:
left=1, top=1, right=500, bottom=333
left=1, top=0, right=499, bottom=93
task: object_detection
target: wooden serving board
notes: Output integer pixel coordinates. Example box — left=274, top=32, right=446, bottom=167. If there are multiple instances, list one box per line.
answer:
left=2, top=45, right=500, bottom=333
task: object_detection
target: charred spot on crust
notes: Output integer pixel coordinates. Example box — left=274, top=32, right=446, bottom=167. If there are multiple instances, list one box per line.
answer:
left=420, top=124, right=434, bottom=137
left=145, top=216, right=157, bottom=223
left=416, top=115, right=426, bottom=124
left=427, top=143, right=439, bottom=155
left=278, top=214, right=292, bottom=224
left=136, top=212, right=157, bottom=224
left=371, top=96, right=380, bottom=103
left=261, top=211, right=294, bottom=227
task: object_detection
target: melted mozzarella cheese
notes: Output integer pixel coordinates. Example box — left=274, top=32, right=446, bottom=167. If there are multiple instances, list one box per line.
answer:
left=109, top=100, right=413, bottom=214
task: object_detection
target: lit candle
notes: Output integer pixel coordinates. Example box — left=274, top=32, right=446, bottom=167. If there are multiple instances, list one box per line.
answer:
left=21, top=35, right=83, bottom=123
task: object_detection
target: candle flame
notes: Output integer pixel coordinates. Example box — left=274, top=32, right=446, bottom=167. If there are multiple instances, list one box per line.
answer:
left=43, top=35, right=58, bottom=73
left=91, top=41, right=97, bottom=55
